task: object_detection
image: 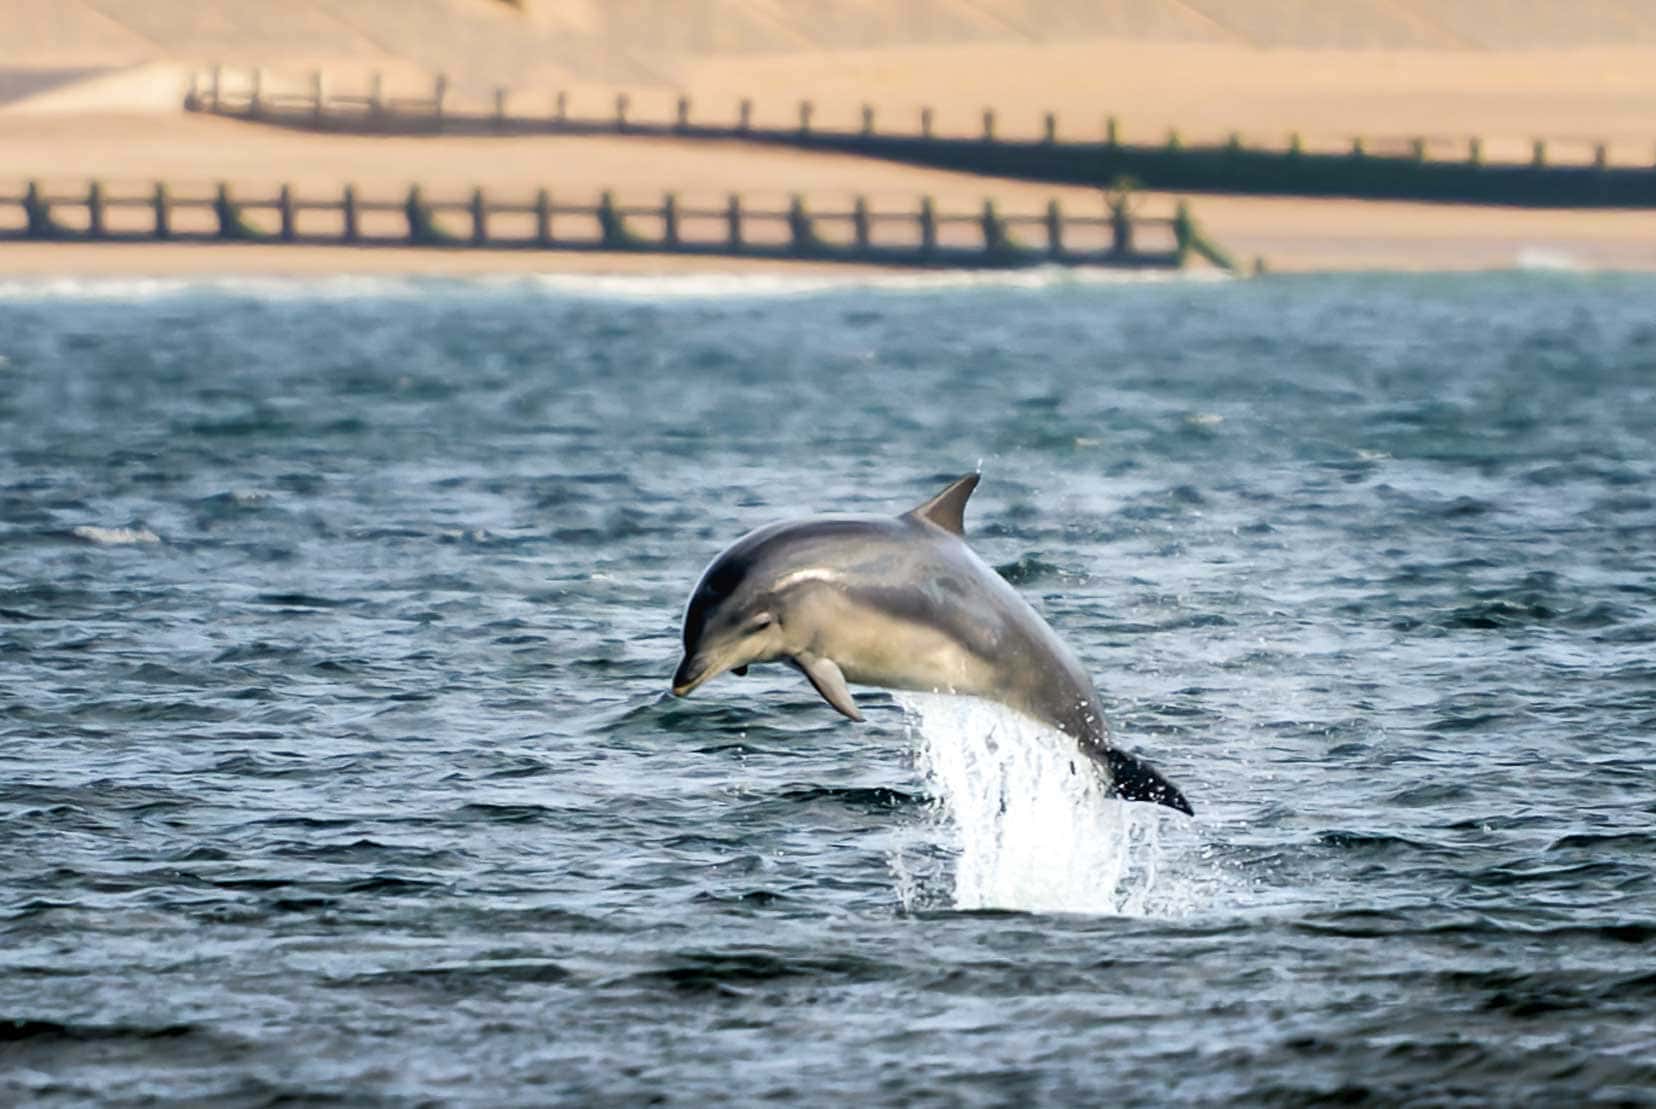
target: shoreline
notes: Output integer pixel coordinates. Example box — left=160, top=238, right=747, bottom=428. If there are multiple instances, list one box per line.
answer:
left=0, top=241, right=906, bottom=280
left=1, top=238, right=1649, bottom=281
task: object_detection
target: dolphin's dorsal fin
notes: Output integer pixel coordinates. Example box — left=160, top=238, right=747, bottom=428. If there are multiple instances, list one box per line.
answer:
left=903, top=473, right=979, bottom=536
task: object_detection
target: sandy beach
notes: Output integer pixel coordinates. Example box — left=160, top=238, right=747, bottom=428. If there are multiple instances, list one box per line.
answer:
left=4, top=2, right=1656, bottom=276
left=5, top=108, right=1654, bottom=275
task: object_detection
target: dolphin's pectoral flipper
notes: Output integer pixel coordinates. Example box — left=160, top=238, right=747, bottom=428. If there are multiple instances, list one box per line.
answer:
left=1098, top=746, right=1193, bottom=816
left=791, top=653, right=863, bottom=722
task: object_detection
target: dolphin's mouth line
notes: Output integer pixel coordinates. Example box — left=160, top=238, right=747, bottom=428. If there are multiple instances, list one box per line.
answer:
left=671, top=657, right=713, bottom=698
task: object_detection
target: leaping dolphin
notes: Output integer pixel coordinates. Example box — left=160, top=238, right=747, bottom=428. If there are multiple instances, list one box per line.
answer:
left=670, top=473, right=1192, bottom=815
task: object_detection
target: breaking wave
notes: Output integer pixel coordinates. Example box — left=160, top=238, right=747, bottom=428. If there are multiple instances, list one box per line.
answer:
left=0, top=266, right=1226, bottom=305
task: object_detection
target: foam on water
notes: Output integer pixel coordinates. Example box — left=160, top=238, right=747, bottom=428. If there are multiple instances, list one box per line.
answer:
left=893, top=692, right=1188, bottom=917
left=69, top=525, right=161, bottom=545
left=0, top=265, right=1226, bottom=305
left=516, top=265, right=1229, bottom=301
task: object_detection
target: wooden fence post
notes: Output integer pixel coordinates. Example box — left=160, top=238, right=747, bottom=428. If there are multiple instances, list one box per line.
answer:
left=1105, top=116, right=1119, bottom=146
left=1110, top=195, right=1132, bottom=256
left=921, top=106, right=933, bottom=139
left=311, top=70, right=325, bottom=126
left=1173, top=200, right=1192, bottom=263
left=1595, top=142, right=1609, bottom=170
left=215, top=182, right=249, bottom=239
left=1045, top=199, right=1062, bottom=259
left=153, top=182, right=171, bottom=240
left=24, top=181, right=50, bottom=238
left=1043, top=111, right=1056, bottom=144
left=919, top=196, right=936, bottom=256
left=405, top=184, right=441, bottom=244
left=555, top=90, right=568, bottom=123
left=1350, top=136, right=1365, bottom=158
left=342, top=184, right=359, bottom=243
left=615, top=93, right=629, bottom=131
left=434, top=74, right=448, bottom=126
left=853, top=196, right=870, bottom=252
left=210, top=64, right=222, bottom=111
left=249, top=67, right=264, bottom=117
left=1411, top=136, right=1426, bottom=162
left=663, top=192, right=679, bottom=246
left=279, top=184, right=296, bottom=241
left=981, top=109, right=994, bottom=142
left=981, top=199, right=1008, bottom=255
left=494, top=88, right=508, bottom=131
left=598, top=190, right=628, bottom=248
left=535, top=188, right=552, bottom=245
left=798, top=100, right=813, bottom=137
left=726, top=193, right=743, bottom=248
left=738, top=98, right=752, bottom=134
left=676, top=96, right=690, bottom=131
left=186, top=71, right=201, bottom=111
left=370, top=72, right=384, bottom=119
left=1531, top=139, right=1546, bottom=167
left=471, top=187, right=488, bottom=245
left=87, top=181, right=106, bottom=239
left=1289, top=131, right=1302, bottom=156
left=1468, top=136, right=1482, bottom=165
left=861, top=104, right=875, bottom=136
left=788, top=194, right=815, bottom=254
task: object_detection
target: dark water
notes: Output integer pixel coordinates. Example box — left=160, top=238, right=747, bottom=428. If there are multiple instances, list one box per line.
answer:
left=2, top=271, right=1654, bottom=1106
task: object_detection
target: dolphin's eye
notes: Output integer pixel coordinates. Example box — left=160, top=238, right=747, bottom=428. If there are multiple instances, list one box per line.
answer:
left=744, top=613, right=775, bottom=634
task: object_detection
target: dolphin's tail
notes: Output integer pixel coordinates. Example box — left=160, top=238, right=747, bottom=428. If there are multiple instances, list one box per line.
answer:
left=1099, top=746, right=1193, bottom=816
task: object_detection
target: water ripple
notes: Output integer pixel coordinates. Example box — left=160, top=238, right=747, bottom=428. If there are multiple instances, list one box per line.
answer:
left=1, top=275, right=1654, bottom=1105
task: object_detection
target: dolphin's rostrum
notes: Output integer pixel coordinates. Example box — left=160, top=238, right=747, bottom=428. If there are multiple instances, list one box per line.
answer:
left=672, top=474, right=1192, bottom=815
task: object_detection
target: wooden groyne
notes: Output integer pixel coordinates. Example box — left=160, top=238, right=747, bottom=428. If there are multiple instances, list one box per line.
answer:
left=187, top=67, right=1656, bottom=210
left=0, top=179, right=1231, bottom=271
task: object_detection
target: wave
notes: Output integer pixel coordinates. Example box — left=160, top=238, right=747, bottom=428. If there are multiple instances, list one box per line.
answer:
left=0, top=265, right=1228, bottom=305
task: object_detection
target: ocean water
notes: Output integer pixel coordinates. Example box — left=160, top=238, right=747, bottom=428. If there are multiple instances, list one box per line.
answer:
left=1, top=270, right=1654, bottom=1105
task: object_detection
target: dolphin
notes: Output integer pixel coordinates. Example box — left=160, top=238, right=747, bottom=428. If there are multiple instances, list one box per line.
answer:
left=670, top=474, right=1192, bottom=815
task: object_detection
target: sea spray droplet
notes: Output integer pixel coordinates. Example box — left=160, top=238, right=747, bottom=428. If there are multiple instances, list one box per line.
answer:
left=895, top=692, right=1170, bottom=916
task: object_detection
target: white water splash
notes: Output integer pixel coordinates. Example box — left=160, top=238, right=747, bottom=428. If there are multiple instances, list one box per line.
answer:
left=70, top=525, right=160, bottom=545
left=892, top=692, right=1188, bottom=916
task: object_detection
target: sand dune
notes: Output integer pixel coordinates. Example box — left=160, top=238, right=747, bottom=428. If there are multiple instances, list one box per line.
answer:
left=8, top=0, right=1656, bottom=90
left=7, top=0, right=1656, bottom=148
left=667, top=41, right=1656, bottom=161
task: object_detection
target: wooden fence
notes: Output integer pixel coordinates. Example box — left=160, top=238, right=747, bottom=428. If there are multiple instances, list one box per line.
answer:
left=186, top=66, right=1656, bottom=209
left=0, top=179, right=1230, bottom=271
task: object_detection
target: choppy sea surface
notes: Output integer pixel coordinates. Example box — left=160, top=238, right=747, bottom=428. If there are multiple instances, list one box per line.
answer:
left=2, top=270, right=1654, bottom=1106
